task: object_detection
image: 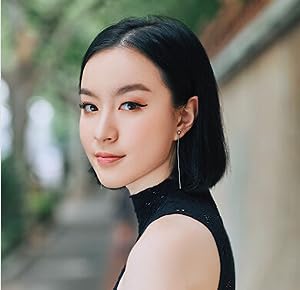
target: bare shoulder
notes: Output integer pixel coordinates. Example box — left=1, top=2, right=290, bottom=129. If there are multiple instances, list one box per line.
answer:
left=118, top=214, right=220, bottom=290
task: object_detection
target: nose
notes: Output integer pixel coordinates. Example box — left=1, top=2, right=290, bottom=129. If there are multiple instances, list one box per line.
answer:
left=94, top=112, right=118, bottom=143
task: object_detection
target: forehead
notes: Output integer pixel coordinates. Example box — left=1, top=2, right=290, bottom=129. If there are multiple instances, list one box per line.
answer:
left=81, top=47, right=168, bottom=94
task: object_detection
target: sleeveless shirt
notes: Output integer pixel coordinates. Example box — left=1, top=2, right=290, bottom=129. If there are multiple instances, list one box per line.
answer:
left=112, top=177, right=235, bottom=290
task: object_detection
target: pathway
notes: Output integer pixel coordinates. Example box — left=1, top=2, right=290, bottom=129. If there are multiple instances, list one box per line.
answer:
left=2, top=190, right=116, bottom=290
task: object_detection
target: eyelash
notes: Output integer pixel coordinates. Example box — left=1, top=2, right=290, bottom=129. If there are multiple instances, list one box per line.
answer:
left=79, top=101, right=147, bottom=112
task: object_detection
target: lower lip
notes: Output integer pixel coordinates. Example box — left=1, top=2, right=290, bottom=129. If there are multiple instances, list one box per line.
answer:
left=96, top=156, right=124, bottom=165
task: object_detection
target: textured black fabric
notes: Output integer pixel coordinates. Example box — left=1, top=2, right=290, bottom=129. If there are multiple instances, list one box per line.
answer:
left=113, top=177, right=235, bottom=290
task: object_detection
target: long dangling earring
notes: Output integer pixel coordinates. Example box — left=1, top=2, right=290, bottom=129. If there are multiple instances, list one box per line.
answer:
left=177, top=130, right=182, bottom=190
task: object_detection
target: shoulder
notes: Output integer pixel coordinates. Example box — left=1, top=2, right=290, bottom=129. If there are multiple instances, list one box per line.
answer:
left=119, top=214, right=220, bottom=290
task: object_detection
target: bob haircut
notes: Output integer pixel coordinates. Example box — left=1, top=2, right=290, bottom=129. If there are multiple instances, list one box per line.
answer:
left=79, top=15, right=228, bottom=194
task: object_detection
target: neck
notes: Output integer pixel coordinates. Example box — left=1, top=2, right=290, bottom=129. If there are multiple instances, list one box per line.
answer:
left=126, top=154, right=175, bottom=195
left=126, top=172, right=172, bottom=196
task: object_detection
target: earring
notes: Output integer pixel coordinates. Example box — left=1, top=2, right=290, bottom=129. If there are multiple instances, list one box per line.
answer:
left=177, top=130, right=182, bottom=190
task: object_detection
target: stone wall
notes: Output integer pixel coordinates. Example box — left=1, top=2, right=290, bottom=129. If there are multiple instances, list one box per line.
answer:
left=212, top=18, right=300, bottom=290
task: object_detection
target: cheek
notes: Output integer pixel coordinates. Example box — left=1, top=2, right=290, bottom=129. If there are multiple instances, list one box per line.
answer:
left=127, top=110, right=175, bottom=157
left=79, top=118, right=93, bottom=150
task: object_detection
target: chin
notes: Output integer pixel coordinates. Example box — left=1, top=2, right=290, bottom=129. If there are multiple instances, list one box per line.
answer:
left=102, top=182, right=125, bottom=191
left=95, top=172, right=127, bottom=190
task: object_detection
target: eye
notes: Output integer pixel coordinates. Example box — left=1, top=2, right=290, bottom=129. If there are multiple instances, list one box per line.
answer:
left=120, top=102, right=147, bottom=111
left=79, top=102, right=98, bottom=112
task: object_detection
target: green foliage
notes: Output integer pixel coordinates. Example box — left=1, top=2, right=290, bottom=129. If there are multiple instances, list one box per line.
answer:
left=1, top=155, right=61, bottom=256
left=4, top=0, right=221, bottom=102
left=1, top=156, right=25, bottom=256
left=26, top=191, right=60, bottom=223
left=2, top=3, right=16, bottom=71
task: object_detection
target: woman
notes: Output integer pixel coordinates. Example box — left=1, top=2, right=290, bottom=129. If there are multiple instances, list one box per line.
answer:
left=79, top=15, right=235, bottom=290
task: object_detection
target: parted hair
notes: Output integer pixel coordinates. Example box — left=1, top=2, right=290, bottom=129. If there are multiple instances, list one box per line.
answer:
left=79, top=15, right=229, bottom=193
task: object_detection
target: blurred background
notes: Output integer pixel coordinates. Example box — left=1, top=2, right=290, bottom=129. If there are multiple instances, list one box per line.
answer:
left=1, top=0, right=300, bottom=289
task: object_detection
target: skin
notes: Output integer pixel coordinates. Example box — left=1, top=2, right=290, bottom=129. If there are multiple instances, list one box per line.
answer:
left=119, top=214, right=220, bottom=290
left=79, top=47, right=220, bottom=289
left=79, top=47, right=198, bottom=195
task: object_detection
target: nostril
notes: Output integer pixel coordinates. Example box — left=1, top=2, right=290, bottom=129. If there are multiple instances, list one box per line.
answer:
left=94, top=134, right=118, bottom=143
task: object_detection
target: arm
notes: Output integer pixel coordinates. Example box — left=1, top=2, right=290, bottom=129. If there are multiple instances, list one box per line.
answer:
left=118, top=214, right=220, bottom=290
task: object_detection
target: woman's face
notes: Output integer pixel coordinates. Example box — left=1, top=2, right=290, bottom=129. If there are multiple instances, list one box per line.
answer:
left=79, top=47, right=179, bottom=194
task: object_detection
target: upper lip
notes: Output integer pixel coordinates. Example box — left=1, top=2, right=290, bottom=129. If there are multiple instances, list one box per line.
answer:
left=95, top=152, right=125, bottom=158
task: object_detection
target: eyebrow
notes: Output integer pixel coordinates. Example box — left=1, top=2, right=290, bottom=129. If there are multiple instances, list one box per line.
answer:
left=79, top=83, right=152, bottom=98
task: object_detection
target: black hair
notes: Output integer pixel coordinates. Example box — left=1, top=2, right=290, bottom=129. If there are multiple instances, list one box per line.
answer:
left=79, top=15, right=229, bottom=193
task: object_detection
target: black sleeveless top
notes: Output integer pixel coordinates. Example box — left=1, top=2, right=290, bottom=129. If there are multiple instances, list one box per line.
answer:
left=112, top=177, right=235, bottom=290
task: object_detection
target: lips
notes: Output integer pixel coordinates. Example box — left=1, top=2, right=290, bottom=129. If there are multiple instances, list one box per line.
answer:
left=95, top=152, right=125, bottom=165
left=95, top=152, right=125, bottom=158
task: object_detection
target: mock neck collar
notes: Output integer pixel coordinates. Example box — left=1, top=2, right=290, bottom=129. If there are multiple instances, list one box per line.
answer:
left=129, top=177, right=178, bottom=234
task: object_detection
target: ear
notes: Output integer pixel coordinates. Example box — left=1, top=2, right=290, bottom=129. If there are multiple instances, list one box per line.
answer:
left=174, top=96, right=198, bottom=140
